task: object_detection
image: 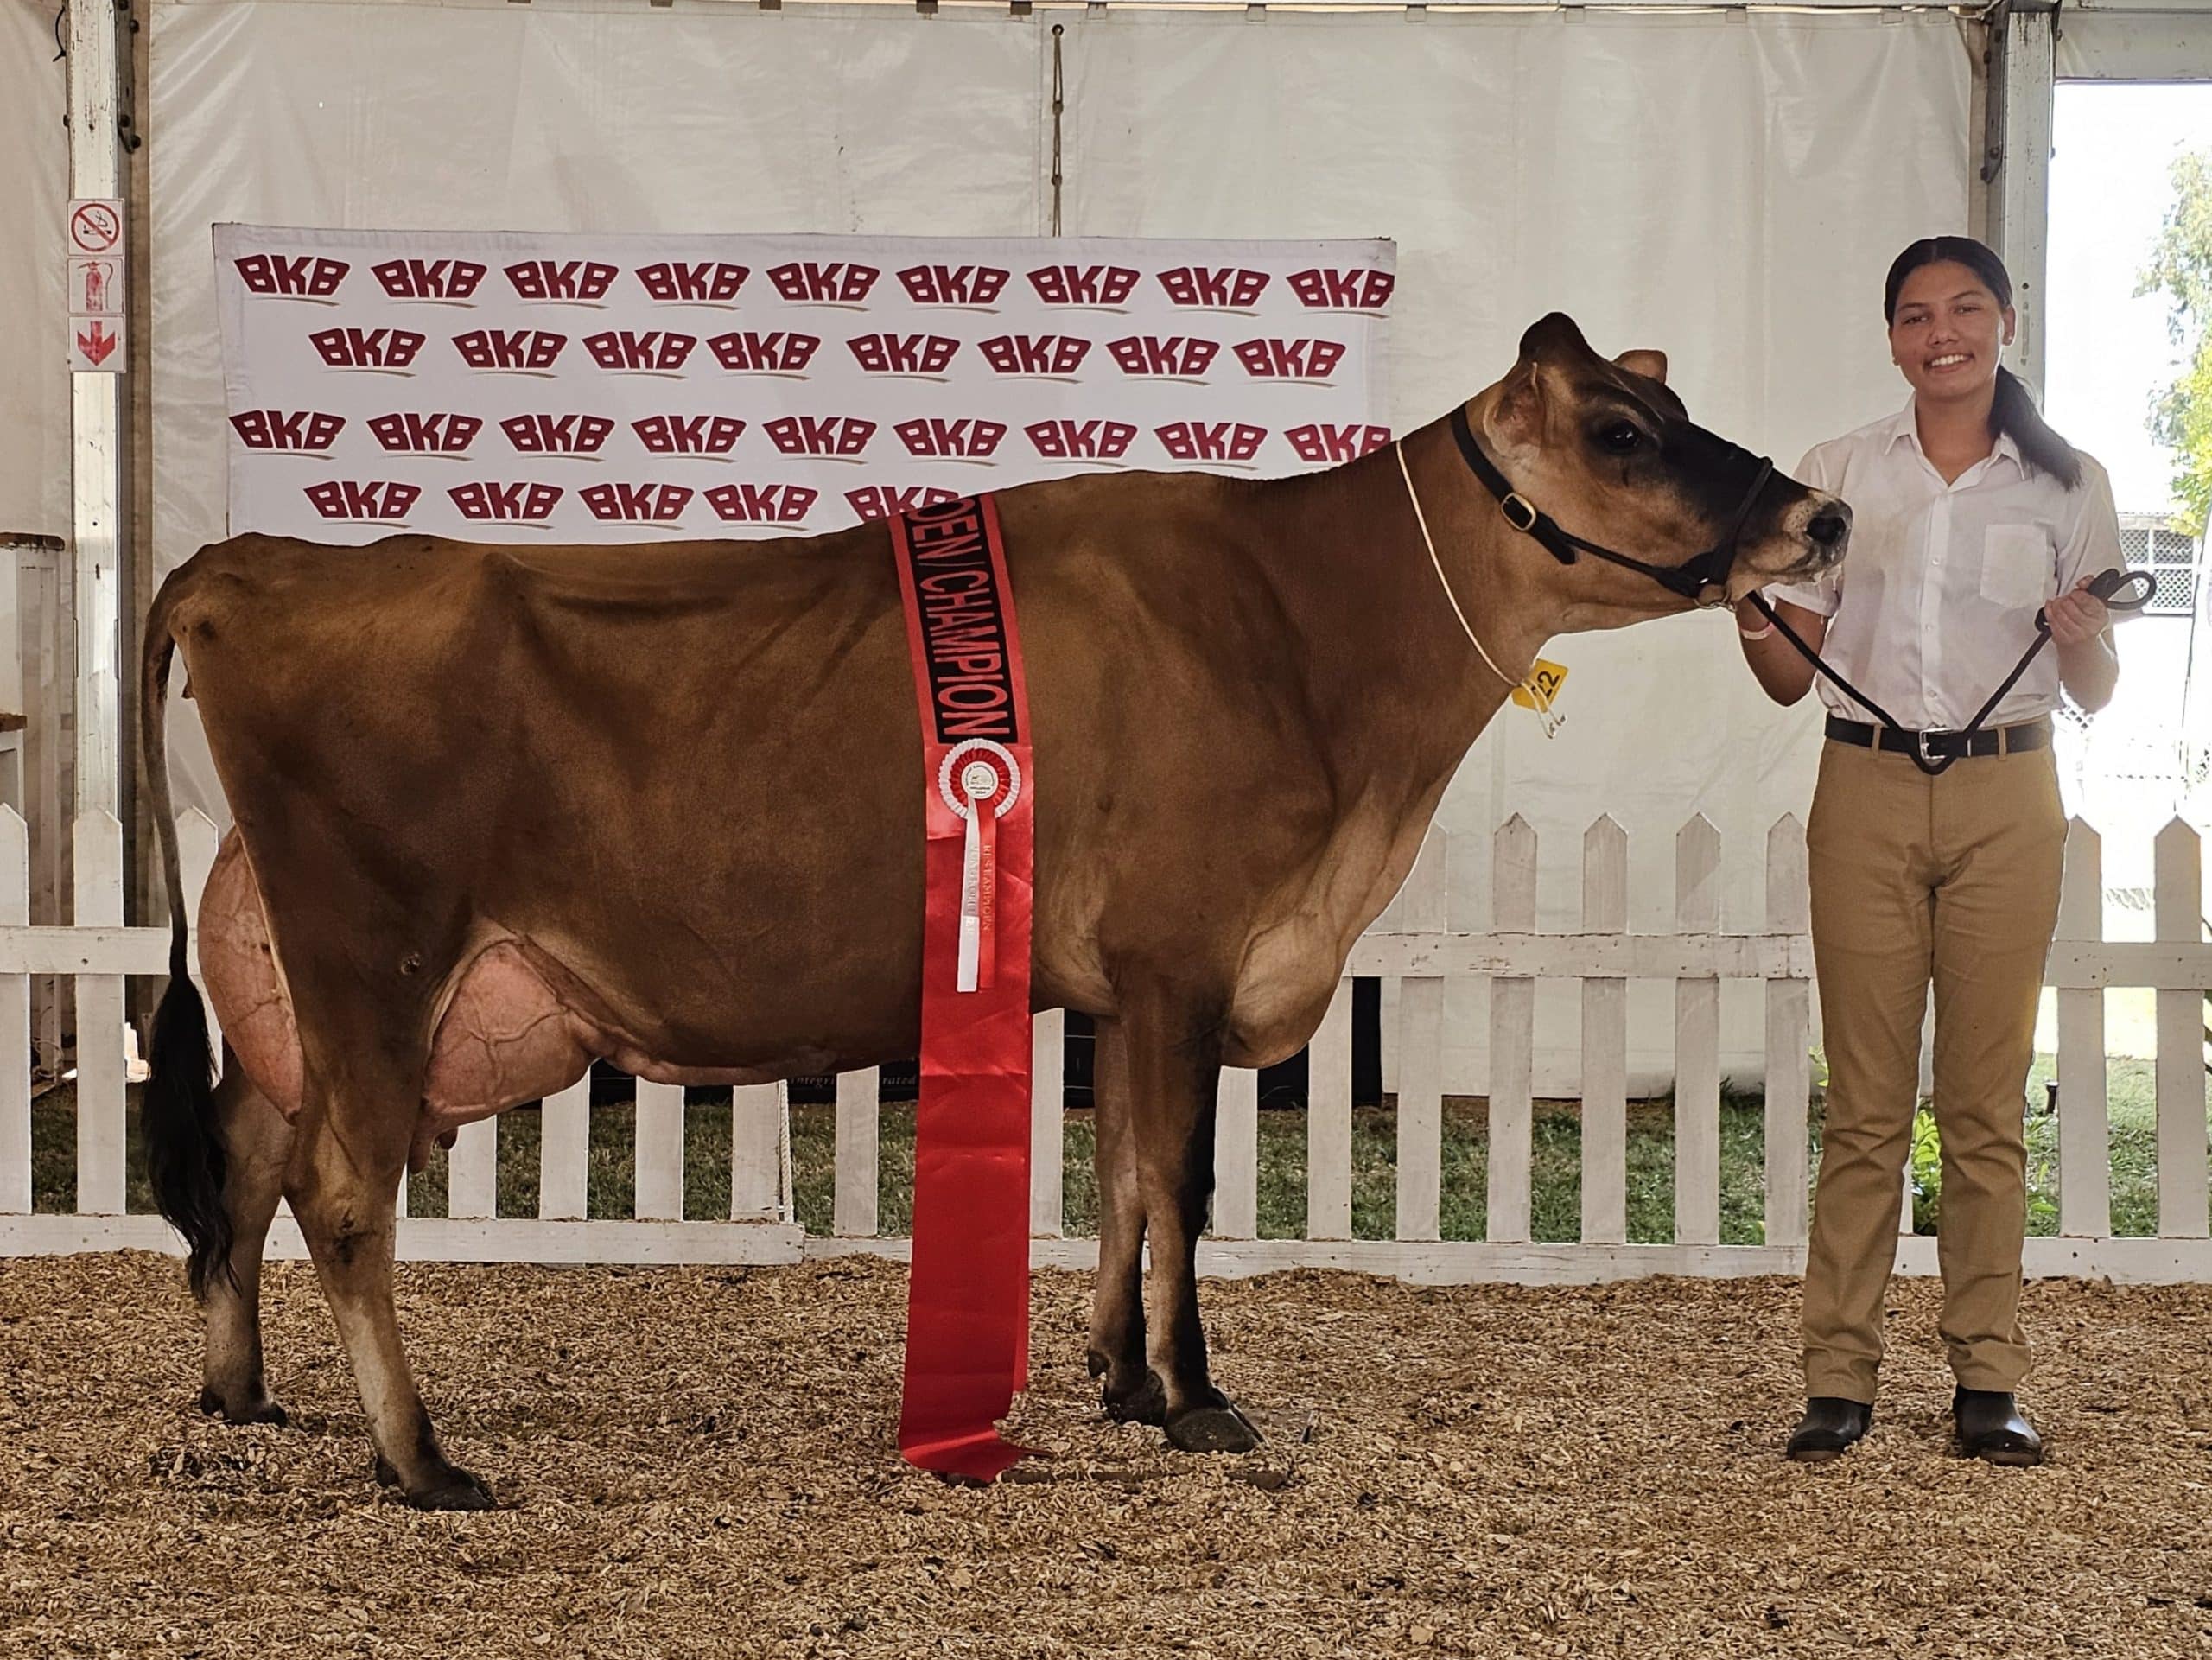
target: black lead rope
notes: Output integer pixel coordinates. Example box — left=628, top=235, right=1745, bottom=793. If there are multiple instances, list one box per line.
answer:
left=1746, top=567, right=2157, bottom=776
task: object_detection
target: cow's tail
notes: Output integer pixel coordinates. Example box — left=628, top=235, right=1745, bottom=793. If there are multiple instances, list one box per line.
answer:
left=140, top=575, right=231, bottom=1299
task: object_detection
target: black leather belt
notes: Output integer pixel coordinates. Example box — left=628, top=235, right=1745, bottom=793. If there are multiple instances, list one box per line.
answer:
left=1825, top=715, right=2051, bottom=761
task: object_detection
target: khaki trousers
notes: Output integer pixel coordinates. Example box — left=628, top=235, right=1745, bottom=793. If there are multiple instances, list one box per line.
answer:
left=1801, top=734, right=2065, bottom=1403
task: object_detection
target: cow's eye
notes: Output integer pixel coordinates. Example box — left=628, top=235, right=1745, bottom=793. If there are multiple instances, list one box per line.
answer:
left=1598, top=421, right=1644, bottom=454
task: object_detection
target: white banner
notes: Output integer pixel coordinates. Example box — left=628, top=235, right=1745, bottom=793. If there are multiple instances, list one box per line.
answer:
left=215, top=226, right=1394, bottom=543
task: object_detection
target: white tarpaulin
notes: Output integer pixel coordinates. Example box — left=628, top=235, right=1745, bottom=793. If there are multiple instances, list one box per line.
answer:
left=151, top=0, right=1974, bottom=1093
left=214, top=225, right=1390, bottom=542
left=0, top=0, right=69, bottom=541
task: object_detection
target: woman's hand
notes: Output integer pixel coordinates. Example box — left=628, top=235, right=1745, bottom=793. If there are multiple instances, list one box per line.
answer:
left=2044, top=576, right=2109, bottom=646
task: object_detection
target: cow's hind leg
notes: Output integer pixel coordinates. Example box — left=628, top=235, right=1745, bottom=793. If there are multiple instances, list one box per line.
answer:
left=287, top=1056, right=492, bottom=1511
left=199, top=1053, right=294, bottom=1425
left=1086, top=1015, right=1163, bottom=1425
left=1122, top=981, right=1260, bottom=1454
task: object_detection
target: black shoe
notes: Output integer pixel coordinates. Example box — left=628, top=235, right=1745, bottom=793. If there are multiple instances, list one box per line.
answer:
left=1785, top=1397, right=1872, bottom=1462
left=1952, top=1389, right=2043, bottom=1466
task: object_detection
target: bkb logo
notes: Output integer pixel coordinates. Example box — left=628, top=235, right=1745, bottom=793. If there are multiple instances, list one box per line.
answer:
left=504, top=260, right=620, bottom=302
left=1157, top=267, right=1270, bottom=309
left=449, top=481, right=563, bottom=523
left=634, top=415, right=745, bottom=455
left=580, top=482, right=695, bottom=523
left=1107, top=336, right=1220, bottom=378
left=302, top=480, right=418, bottom=521
left=848, top=486, right=962, bottom=521
left=848, top=334, right=961, bottom=376
left=636, top=262, right=750, bottom=303
left=707, top=331, right=822, bottom=372
left=1286, top=423, right=1393, bottom=464
left=895, top=265, right=1010, bottom=307
left=1027, top=265, right=1140, bottom=307
left=309, top=328, right=426, bottom=370
left=893, top=418, right=1007, bottom=460
left=234, top=254, right=348, bottom=299
left=366, top=412, right=483, bottom=455
left=1287, top=268, right=1395, bottom=311
left=704, top=483, right=817, bottom=524
left=229, top=410, right=344, bottom=453
left=1025, top=419, right=1138, bottom=461
left=978, top=334, right=1093, bottom=377
left=1156, top=422, right=1268, bottom=464
left=372, top=259, right=488, bottom=302
left=766, top=262, right=880, bottom=304
left=1232, top=338, right=1347, bottom=380
left=500, top=414, right=616, bottom=455
left=763, top=416, right=875, bottom=458
left=453, top=330, right=568, bottom=372
left=583, top=330, right=699, bottom=372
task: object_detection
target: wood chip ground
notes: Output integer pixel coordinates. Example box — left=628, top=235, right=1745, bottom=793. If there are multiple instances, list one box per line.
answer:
left=3, top=1255, right=2210, bottom=1657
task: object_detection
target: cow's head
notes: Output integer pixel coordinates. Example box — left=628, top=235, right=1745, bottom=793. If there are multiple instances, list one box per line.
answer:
left=1473, top=314, right=1847, bottom=613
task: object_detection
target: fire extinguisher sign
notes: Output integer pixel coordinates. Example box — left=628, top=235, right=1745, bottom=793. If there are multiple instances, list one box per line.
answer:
left=67, top=198, right=126, bottom=374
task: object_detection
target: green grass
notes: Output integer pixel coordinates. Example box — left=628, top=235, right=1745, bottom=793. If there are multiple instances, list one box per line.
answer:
left=30, top=1052, right=2207, bottom=1243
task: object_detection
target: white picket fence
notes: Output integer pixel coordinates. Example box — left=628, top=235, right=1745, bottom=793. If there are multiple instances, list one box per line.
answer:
left=3, top=805, right=2209, bottom=1285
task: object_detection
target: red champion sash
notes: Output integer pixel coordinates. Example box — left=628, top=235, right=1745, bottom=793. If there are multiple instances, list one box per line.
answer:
left=889, top=493, right=1037, bottom=1481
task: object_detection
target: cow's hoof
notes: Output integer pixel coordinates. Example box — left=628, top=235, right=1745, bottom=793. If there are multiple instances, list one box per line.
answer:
left=1102, top=1370, right=1168, bottom=1428
left=399, top=1466, right=496, bottom=1511
left=1166, top=1398, right=1263, bottom=1454
left=199, top=1387, right=288, bottom=1428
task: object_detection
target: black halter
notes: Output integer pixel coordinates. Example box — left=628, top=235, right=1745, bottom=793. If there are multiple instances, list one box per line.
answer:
left=1448, top=404, right=1775, bottom=604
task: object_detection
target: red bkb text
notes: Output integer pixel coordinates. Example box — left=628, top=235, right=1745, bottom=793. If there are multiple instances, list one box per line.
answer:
left=235, top=254, right=348, bottom=298
left=449, top=481, right=563, bottom=522
left=229, top=410, right=344, bottom=452
left=1107, top=336, right=1220, bottom=378
left=504, top=260, right=620, bottom=302
left=453, top=329, right=567, bottom=372
left=310, top=328, right=425, bottom=370
left=895, top=265, right=1010, bottom=306
left=500, top=414, right=616, bottom=455
left=1027, top=265, right=1140, bottom=307
left=1156, top=422, right=1268, bottom=464
left=848, top=334, right=961, bottom=375
left=633, top=415, right=745, bottom=455
left=1286, top=423, right=1393, bottom=463
left=1287, top=267, right=1395, bottom=311
left=766, top=262, right=880, bottom=303
left=302, top=480, right=419, bottom=520
left=1157, top=267, right=1270, bottom=309
left=707, top=331, right=822, bottom=372
left=635, top=262, right=750, bottom=303
left=372, top=259, right=487, bottom=301
left=1232, top=338, right=1347, bottom=379
left=847, top=486, right=963, bottom=521
left=763, top=416, right=875, bottom=457
left=703, top=483, right=817, bottom=524
left=893, top=418, right=1007, bottom=460
left=1025, top=419, right=1138, bottom=461
left=978, top=334, right=1092, bottom=377
left=367, top=412, right=482, bottom=455
left=580, top=482, right=695, bottom=523
left=583, top=330, right=699, bottom=372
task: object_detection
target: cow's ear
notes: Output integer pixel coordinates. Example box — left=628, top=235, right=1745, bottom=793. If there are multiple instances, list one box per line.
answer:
left=1491, top=358, right=1546, bottom=448
left=1613, top=349, right=1668, bottom=385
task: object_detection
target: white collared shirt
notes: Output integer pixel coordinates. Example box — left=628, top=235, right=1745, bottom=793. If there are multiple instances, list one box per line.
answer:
left=1765, top=398, right=2123, bottom=730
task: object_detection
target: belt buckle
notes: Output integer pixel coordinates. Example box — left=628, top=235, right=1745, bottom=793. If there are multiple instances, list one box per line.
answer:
left=1916, top=728, right=1952, bottom=766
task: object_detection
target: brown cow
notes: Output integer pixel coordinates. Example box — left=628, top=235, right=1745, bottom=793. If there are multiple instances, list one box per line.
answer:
left=142, top=315, right=1847, bottom=1507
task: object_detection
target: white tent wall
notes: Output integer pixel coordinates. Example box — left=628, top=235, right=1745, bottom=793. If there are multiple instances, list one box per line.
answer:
left=2, top=0, right=70, bottom=540
left=149, top=0, right=1972, bottom=1098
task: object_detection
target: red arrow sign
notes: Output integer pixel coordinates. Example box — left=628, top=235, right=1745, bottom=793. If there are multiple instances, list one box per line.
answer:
left=75, top=321, right=119, bottom=367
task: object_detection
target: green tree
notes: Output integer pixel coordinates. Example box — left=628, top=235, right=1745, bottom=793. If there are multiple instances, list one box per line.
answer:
left=2137, top=149, right=2212, bottom=537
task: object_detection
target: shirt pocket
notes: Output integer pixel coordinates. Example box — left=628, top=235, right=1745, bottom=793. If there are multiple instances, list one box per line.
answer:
left=1979, top=523, right=2053, bottom=609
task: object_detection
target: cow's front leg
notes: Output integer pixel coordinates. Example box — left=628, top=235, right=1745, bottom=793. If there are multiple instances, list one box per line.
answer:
left=199, top=1058, right=294, bottom=1426
left=288, top=1065, right=493, bottom=1511
left=1085, top=1014, right=1162, bottom=1425
left=1122, top=983, right=1261, bottom=1454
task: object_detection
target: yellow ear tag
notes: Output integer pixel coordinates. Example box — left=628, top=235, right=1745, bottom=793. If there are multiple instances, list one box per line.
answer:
left=1510, top=658, right=1568, bottom=737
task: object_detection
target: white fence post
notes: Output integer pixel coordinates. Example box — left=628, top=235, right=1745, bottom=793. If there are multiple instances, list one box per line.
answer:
left=0, top=808, right=27, bottom=1212
left=1579, top=815, right=1629, bottom=1245
left=2055, top=818, right=2109, bottom=1238
left=1674, top=815, right=1722, bottom=1247
left=1211, top=1062, right=1260, bottom=1241
left=448, top=1118, right=498, bottom=1220
left=834, top=1068, right=880, bottom=1238
left=73, top=810, right=126, bottom=1216
left=1306, top=977, right=1355, bottom=1241
left=730, top=1081, right=783, bottom=1222
left=1032, top=1009, right=1065, bottom=1238
left=1395, top=826, right=1447, bottom=1243
left=1763, top=815, right=1812, bottom=1250
left=539, top=1075, right=592, bottom=1221
left=1487, top=816, right=1536, bottom=1244
left=2154, top=817, right=2206, bottom=1239
left=634, top=1078, right=685, bottom=1222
